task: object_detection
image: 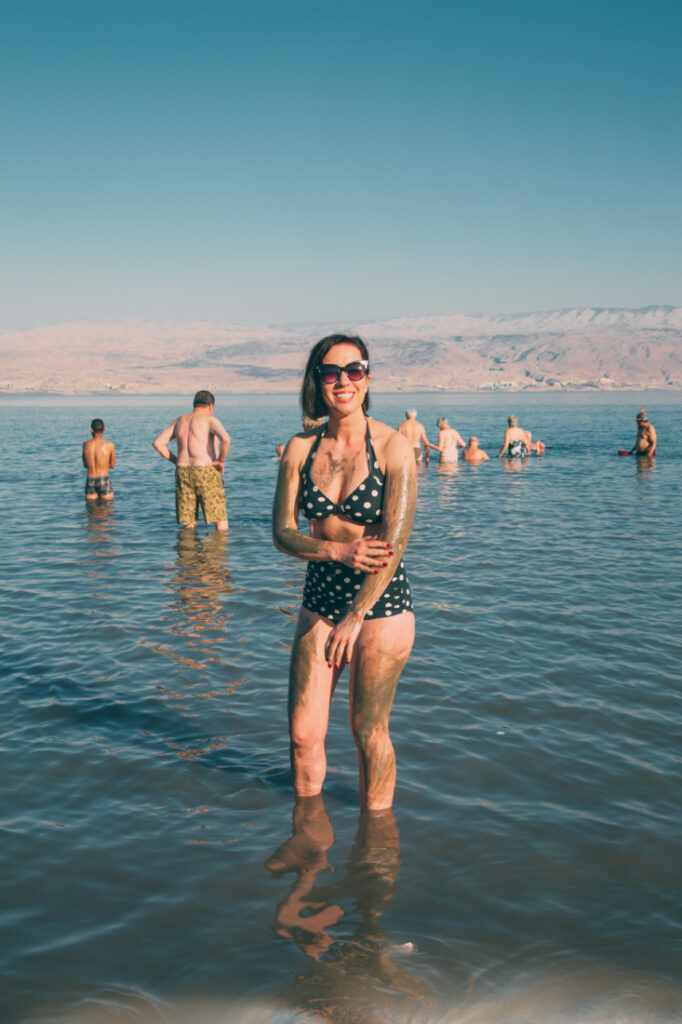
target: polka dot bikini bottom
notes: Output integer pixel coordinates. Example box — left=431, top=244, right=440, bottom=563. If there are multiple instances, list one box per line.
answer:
left=302, top=559, right=413, bottom=624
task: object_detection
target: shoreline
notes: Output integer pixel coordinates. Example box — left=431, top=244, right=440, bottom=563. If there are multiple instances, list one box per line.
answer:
left=2, top=383, right=681, bottom=400
left=1, top=387, right=679, bottom=408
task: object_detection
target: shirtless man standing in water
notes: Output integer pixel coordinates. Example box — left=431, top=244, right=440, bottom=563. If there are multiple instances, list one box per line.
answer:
left=152, top=390, right=231, bottom=531
left=630, top=410, right=657, bottom=456
left=83, top=418, right=116, bottom=500
left=397, top=409, right=437, bottom=463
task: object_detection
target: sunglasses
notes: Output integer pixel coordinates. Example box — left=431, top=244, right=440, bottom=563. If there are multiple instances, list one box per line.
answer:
left=317, top=360, right=369, bottom=384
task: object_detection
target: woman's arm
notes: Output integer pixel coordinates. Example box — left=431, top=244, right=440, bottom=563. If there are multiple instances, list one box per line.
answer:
left=272, top=439, right=391, bottom=570
left=497, top=429, right=511, bottom=458
left=324, top=432, right=417, bottom=668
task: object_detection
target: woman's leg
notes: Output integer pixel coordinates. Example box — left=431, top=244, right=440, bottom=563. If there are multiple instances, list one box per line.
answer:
left=288, top=607, right=343, bottom=797
left=349, top=612, right=415, bottom=810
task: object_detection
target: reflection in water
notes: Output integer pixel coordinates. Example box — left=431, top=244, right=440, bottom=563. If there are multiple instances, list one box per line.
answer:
left=169, top=530, right=234, bottom=660
left=635, top=454, right=656, bottom=477
left=266, top=795, right=343, bottom=961
left=501, top=456, right=531, bottom=474
left=436, top=459, right=459, bottom=476
left=266, top=797, right=433, bottom=1022
left=83, top=500, right=119, bottom=561
left=142, top=531, right=235, bottom=682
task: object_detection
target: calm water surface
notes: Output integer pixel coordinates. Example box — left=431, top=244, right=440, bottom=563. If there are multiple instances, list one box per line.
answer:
left=1, top=392, right=680, bottom=1024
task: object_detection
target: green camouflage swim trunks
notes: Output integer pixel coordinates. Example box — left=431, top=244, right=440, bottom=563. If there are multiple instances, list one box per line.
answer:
left=175, top=465, right=227, bottom=525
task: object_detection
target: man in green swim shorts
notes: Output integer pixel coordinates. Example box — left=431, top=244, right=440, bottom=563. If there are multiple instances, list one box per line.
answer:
left=152, top=390, right=231, bottom=531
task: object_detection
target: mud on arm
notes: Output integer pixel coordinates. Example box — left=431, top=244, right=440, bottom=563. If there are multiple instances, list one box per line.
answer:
left=323, top=437, right=416, bottom=667
left=346, top=437, right=416, bottom=621
left=272, top=445, right=343, bottom=563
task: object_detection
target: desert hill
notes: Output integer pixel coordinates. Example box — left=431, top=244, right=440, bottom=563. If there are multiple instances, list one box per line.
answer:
left=1, top=306, right=680, bottom=394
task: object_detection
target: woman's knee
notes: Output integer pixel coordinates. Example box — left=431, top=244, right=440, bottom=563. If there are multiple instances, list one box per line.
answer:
left=350, top=714, right=390, bottom=752
left=289, top=717, right=328, bottom=753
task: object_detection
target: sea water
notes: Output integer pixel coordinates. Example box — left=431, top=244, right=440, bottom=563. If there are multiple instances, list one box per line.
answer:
left=0, top=391, right=680, bottom=1024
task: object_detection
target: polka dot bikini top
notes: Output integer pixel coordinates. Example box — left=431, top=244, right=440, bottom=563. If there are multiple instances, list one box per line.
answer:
left=300, top=421, right=384, bottom=523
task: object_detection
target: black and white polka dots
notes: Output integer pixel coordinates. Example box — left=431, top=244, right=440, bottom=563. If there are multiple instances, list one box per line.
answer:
left=302, top=559, right=413, bottom=624
left=300, top=422, right=384, bottom=524
left=298, top=419, right=414, bottom=622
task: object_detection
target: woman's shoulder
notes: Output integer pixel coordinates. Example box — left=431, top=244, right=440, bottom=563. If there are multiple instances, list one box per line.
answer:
left=368, top=417, right=413, bottom=463
left=282, top=425, right=323, bottom=466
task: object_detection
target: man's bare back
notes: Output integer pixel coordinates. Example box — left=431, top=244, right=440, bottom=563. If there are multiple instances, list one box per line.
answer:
left=461, top=437, right=489, bottom=463
left=153, top=391, right=231, bottom=531
left=82, top=419, right=116, bottom=500
left=397, top=411, right=435, bottom=462
left=173, top=410, right=225, bottom=466
left=83, top=436, right=115, bottom=476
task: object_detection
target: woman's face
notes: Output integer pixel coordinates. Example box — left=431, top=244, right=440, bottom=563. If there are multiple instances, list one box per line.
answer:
left=319, top=342, right=369, bottom=415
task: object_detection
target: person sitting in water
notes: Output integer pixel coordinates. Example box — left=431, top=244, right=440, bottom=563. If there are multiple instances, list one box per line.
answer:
left=524, top=430, right=545, bottom=454
left=461, top=437, right=490, bottom=463
left=630, top=410, right=657, bottom=456
left=275, top=444, right=286, bottom=460
left=498, top=415, right=528, bottom=458
left=82, top=418, right=116, bottom=500
left=436, top=417, right=465, bottom=462
left=397, top=409, right=438, bottom=463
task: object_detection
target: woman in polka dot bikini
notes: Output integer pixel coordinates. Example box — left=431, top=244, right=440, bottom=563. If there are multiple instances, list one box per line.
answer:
left=273, top=334, right=417, bottom=810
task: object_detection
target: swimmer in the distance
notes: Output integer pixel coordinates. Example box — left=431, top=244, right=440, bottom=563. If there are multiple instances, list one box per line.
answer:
left=498, top=415, right=528, bottom=458
left=82, top=418, right=116, bottom=500
left=436, top=417, right=465, bottom=462
left=524, top=431, right=545, bottom=454
left=397, top=409, right=438, bottom=463
left=630, top=410, right=656, bottom=456
left=461, top=437, right=490, bottom=463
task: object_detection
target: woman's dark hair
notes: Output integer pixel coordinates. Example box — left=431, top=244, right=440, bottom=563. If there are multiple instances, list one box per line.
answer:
left=300, top=334, right=370, bottom=421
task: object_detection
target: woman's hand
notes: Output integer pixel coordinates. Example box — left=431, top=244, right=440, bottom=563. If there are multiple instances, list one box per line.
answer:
left=325, top=610, right=364, bottom=668
left=337, top=537, right=393, bottom=572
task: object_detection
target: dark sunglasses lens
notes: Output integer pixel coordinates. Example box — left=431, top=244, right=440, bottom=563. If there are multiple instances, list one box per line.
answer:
left=319, top=365, right=340, bottom=383
left=345, top=363, right=366, bottom=381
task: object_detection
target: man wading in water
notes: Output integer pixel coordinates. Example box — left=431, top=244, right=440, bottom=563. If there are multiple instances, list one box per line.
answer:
left=153, top=390, right=231, bottom=531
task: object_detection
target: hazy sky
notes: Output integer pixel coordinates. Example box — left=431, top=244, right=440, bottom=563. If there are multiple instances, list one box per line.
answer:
left=2, top=0, right=680, bottom=328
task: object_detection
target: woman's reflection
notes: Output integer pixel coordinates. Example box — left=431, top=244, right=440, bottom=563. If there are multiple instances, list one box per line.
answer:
left=266, top=796, right=433, bottom=1020
left=266, top=795, right=343, bottom=960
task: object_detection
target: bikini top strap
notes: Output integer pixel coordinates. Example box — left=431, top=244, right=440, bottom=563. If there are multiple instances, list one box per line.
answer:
left=365, top=419, right=381, bottom=472
left=304, top=420, right=378, bottom=477
left=301, top=424, right=326, bottom=477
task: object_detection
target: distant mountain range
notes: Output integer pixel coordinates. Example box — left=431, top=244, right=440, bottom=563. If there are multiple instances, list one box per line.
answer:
left=2, top=306, right=680, bottom=394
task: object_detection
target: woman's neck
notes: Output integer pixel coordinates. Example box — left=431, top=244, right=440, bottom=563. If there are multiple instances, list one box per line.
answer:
left=325, top=408, right=366, bottom=442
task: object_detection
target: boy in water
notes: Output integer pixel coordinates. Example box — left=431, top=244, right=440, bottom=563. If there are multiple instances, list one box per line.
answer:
left=82, top=418, right=116, bottom=500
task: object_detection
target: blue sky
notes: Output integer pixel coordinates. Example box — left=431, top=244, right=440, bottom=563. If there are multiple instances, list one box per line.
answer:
left=2, top=0, right=680, bottom=327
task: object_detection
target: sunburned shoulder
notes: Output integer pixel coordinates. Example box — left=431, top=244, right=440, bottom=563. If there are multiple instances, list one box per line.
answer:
left=281, top=427, right=322, bottom=466
left=369, top=419, right=413, bottom=463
